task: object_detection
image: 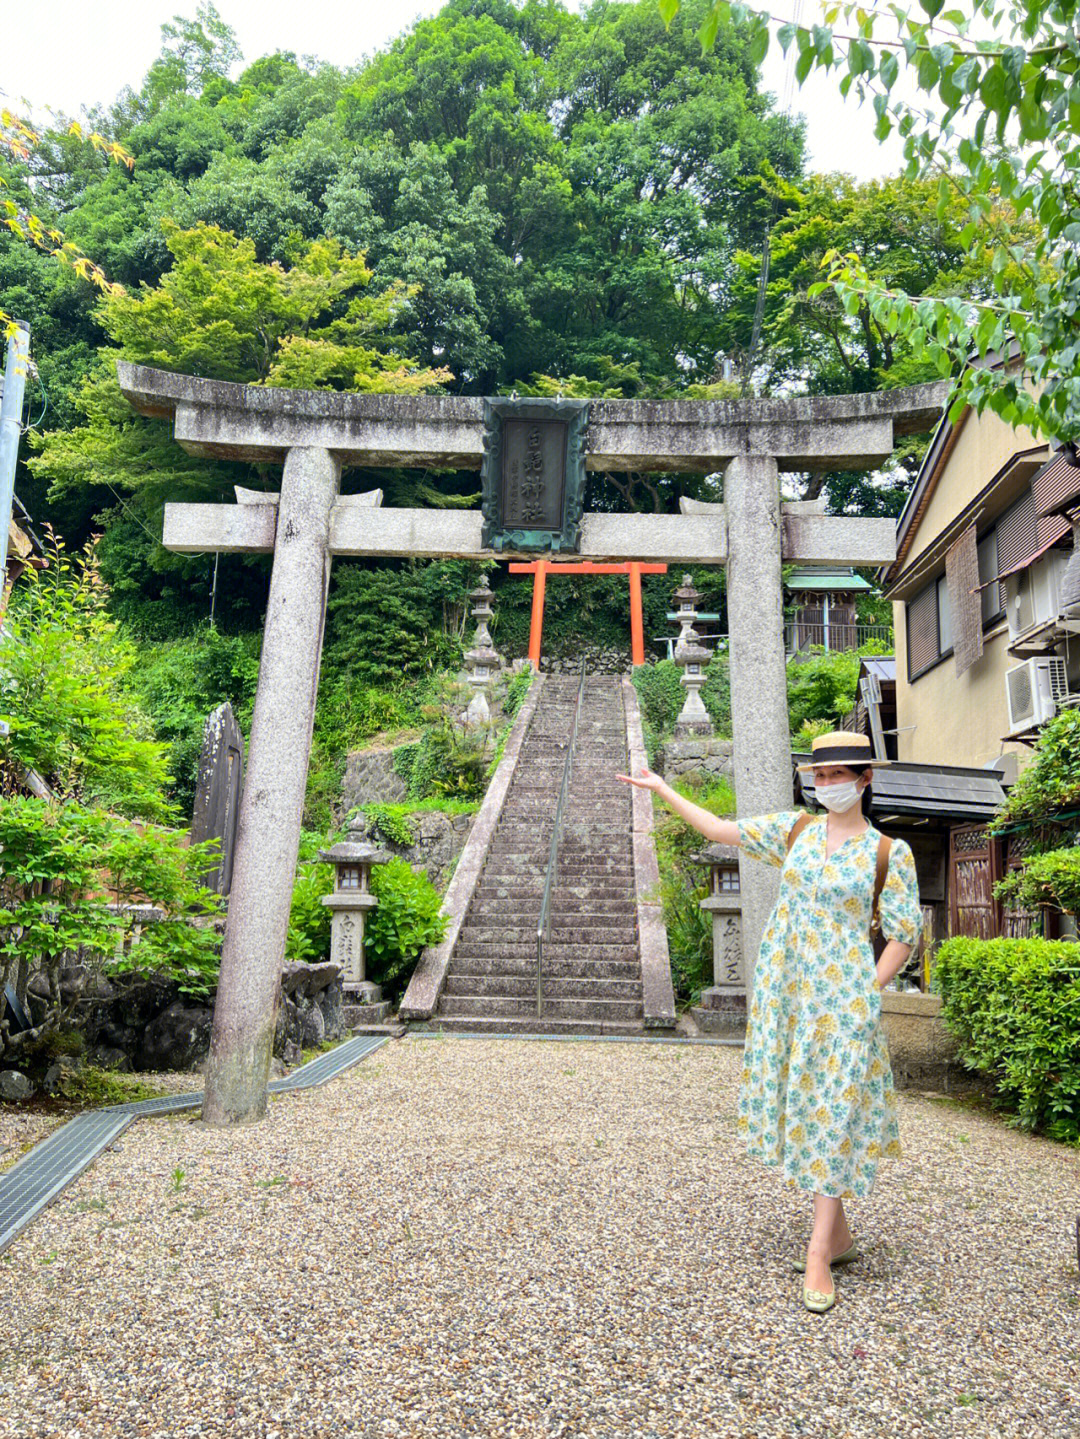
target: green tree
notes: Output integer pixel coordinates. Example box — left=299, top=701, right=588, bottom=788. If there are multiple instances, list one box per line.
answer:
left=660, top=0, right=1080, bottom=442
left=2, top=536, right=173, bottom=819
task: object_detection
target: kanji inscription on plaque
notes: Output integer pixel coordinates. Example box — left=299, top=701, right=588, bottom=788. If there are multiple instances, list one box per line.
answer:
left=480, top=397, right=589, bottom=553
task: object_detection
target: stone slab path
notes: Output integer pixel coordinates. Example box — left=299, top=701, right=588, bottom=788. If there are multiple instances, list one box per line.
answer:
left=0, top=1037, right=1076, bottom=1439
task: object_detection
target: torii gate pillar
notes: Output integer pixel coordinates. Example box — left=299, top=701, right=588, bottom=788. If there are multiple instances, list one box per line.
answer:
left=202, top=446, right=339, bottom=1125
left=723, top=455, right=791, bottom=987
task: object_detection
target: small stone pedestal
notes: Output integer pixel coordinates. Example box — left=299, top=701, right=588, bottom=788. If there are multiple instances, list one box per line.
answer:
left=318, top=824, right=394, bottom=1025
left=690, top=842, right=747, bottom=1034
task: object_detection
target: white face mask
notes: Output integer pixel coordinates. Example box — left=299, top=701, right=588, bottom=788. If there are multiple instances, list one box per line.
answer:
left=818, top=780, right=862, bottom=813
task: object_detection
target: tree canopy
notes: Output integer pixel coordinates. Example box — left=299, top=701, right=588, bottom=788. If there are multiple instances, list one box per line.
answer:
left=661, top=0, right=1080, bottom=443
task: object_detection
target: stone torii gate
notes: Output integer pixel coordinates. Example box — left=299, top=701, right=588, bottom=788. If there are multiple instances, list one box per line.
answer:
left=117, top=362, right=946, bottom=1125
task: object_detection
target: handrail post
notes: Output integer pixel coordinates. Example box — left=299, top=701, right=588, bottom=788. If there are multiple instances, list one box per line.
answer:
left=537, top=657, right=587, bottom=1017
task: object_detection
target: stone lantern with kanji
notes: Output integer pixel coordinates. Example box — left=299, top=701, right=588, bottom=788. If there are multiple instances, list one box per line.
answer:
left=689, top=840, right=745, bottom=1033
left=672, top=574, right=713, bottom=736
left=318, top=819, right=391, bottom=1015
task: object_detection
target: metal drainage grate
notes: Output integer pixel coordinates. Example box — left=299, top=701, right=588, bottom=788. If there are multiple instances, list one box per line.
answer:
left=0, top=1033, right=389, bottom=1255
left=0, top=1110, right=136, bottom=1254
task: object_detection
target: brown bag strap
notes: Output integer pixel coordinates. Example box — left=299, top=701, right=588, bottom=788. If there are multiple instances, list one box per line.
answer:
left=871, top=833, right=892, bottom=931
left=786, top=812, right=815, bottom=854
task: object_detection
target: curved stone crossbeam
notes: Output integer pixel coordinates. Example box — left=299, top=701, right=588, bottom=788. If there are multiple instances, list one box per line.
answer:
left=117, top=361, right=949, bottom=474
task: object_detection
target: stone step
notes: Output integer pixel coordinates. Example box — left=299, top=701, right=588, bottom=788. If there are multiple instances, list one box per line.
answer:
left=445, top=955, right=641, bottom=980
left=416, top=1015, right=647, bottom=1037
left=466, top=904, right=637, bottom=925
left=442, top=974, right=641, bottom=1001
left=482, top=855, right=633, bottom=871
left=451, top=940, right=640, bottom=962
left=437, top=994, right=644, bottom=1022
left=475, top=882, right=635, bottom=901
left=456, top=923, right=637, bottom=947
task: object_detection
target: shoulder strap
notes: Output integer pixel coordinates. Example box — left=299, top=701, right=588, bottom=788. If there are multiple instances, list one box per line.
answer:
left=786, top=812, right=814, bottom=854
left=871, top=833, right=893, bottom=930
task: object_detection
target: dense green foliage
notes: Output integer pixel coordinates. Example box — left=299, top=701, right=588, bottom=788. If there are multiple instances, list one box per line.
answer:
left=125, top=628, right=260, bottom=816
left=995, top=848, right=1080, bottom=929
left=632, top=652, right=731, bottom=747
left=2, top=538, right=174, bottom=818
left=935, top=937, right=1080, bottom=1142
left=785, top=641, right=890, bottom=739
left=0, top=797, right=223, bottom=1059
left=652, top=773, right=737, bottom=1000
left=6, top=0, right=1001, bottom=653
left=667, top=0, right=1080, bottom=443
left=992, top=709, right=1080, bottom=831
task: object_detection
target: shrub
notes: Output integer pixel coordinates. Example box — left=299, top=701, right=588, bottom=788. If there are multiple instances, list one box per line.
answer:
left=785, top=643, right=891, bottom=737
left=362, top=804, right=415, bottom=848
left=126, top=627, right=260, bottom=817
left=994, top=846, right=1080, bottom=926
left=935, top=936, right=1080, bottom=1142
left=323, top=560, right=476, bottom=687
left=991, top=708, right=1080, bottom=831
left=2, top=536, right=173, bottom=819
left=398, top=722, right=493, bottom=802
left=366, top=857, right=448, bottom=993
left=0, top=797, right=224, bottom=1059
left=632, top=660, right=684, bottom=738
left=651, top=773, right=737, bottom=1003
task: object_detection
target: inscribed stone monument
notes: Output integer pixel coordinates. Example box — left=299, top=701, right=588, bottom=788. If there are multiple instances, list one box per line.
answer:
left=189, top=701, right=245, bottom=895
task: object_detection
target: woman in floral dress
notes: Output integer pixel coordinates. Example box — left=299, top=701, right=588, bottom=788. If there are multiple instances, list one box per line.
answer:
left=619, top=730, right=921, bottom=1313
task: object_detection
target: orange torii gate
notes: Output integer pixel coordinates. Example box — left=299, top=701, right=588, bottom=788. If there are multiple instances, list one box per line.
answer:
left=508, top=559, right=668, bottom=668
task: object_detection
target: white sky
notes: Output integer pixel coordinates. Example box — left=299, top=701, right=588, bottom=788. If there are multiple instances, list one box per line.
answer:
left=4, top=0, right=907, bottom=180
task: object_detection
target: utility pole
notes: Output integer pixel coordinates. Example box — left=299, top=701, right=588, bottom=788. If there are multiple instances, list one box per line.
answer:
left=0, top=321, right=31, bottom=590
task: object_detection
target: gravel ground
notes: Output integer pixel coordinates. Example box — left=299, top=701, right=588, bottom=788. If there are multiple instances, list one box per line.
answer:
left=0, top=1036, right=1076, bottom=1439
left=0, top=1072, right=202, bottom=1175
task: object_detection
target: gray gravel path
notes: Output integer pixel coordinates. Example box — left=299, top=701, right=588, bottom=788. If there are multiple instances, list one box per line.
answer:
left=0, top=1037, right=1076, bottom=1439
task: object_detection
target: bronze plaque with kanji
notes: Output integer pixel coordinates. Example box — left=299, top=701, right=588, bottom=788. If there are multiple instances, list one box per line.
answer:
left=480, top=397, right=590, bottom=553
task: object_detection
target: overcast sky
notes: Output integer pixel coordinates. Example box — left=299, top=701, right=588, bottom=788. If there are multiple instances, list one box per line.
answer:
left=5, top=0, right=908, bottom=179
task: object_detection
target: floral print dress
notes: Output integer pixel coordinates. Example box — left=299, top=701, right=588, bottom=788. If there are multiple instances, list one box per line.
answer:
left=733, top=811, right=922, bottom=1199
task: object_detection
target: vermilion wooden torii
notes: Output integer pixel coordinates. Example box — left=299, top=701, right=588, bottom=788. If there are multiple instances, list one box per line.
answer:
left=508, top=559, right=668, bottom=667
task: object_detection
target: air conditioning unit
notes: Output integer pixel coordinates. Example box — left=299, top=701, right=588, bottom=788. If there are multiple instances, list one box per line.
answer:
left=1005, top=549, right=1070, bottom=639
left=1005, top=656, right=1068, bottom=733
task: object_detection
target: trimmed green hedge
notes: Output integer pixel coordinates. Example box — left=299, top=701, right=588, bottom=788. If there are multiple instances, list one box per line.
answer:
left=935, top=937, right=1080, bottom=1142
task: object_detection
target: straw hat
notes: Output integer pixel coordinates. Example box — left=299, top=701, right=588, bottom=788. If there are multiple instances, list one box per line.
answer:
left=795, top=730, right=890, bottom=772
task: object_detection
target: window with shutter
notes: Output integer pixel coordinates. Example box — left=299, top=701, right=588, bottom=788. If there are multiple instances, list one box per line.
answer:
left=997, top=492, right=1039, bottom=576
left=907, top=583, right=940, bottom=679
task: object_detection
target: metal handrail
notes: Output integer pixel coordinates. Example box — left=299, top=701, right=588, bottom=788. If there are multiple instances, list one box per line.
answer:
left=537, top=657, right=588, bottom=1016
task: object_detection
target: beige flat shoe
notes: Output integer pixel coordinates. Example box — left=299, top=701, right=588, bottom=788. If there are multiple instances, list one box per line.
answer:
left=803, top=1283, right=837, bottom=1314
left=792, top=1241, right=860, bottom=1273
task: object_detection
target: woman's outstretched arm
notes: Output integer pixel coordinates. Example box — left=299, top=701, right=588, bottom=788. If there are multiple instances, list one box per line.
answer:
left=616, top=766, right=741, bottom=846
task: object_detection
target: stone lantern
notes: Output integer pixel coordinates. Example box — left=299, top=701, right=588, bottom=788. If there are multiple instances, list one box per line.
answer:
left=689, top=841, right=746, bottom=1033
left=462, top=581, right=503, bottom=726
left=318, top=819, right=392, bottom=1019
left=672, top=574, right=713, bottom=736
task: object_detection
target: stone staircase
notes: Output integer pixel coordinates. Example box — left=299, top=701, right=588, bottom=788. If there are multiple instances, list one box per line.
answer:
left=433, top=674, right=649, bottom=1034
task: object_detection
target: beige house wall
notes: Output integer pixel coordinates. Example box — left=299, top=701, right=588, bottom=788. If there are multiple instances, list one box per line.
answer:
left=907, top=409, right=1043, bottom=570
left=893, top=403, right=1049, bottom=773
left=893, top=608, right=1031, bottom=770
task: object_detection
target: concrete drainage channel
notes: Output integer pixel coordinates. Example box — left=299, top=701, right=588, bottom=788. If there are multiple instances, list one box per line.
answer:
left=0, top=1033, right=389, bottom=1256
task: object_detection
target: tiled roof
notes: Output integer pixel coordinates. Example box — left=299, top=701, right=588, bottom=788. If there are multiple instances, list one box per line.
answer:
left=795, top=760, right=1006, bottom=820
